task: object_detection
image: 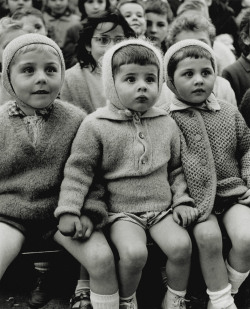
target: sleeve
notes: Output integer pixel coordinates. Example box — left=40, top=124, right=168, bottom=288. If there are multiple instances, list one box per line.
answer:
left=168, top=123, right=195, bottom=208
left=239, top=89, right=250, bottom=127
left=54, top=117, right=108, bottom=226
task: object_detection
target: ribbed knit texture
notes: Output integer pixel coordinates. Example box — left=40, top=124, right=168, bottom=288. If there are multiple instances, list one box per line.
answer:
left=170, top=99, right=250, bottom=222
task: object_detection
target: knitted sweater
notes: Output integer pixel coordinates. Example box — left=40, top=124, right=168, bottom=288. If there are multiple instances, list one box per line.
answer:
left=54, top=104, right=194, bottom=223
left=170, top=98, right=250, bottom=222
left=0, top=100, right=84, bottom=232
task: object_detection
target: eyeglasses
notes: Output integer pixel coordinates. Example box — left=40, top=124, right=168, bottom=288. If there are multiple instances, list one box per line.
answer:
left=92, top=36, right=125, bottom=46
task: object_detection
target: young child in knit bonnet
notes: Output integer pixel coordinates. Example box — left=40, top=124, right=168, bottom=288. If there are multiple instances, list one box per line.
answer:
left=164, top=38, right=250, bottom=309
left=55, top=37, right=199, bottom=309
left=1, top=33, right=119, bottom=309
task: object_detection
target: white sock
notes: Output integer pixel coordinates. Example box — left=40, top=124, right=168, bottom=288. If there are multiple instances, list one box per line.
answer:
left=90, top=290, right=119, bottom=309
left=167, top=285, right=186, bottom=297
left=207, top=284, right=234, bottom=308
left=226, top=260, right=250, bottom=294
left=120, top=292, right=136, bottom=302
left=75, top=279, right=90, bottom=294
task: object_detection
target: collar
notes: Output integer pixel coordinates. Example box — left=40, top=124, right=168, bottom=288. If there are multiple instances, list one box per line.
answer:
left=170, top=93, right=221, bottom=112
left=8, top=101, right=53, bottom=119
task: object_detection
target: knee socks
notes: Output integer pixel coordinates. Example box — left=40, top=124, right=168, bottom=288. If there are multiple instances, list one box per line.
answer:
left=207, top=283, right=234, bottom=308
left=226, top=260, right=249, bottom=295
left=90, top=291, right=119, bottom=309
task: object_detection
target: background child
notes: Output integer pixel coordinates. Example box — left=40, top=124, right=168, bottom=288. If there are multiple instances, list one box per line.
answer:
left=55, top=38, right=198, bottom=309
left=11, top=7, right=47, bottom=35
left=63, top=0, right=111, bottom=68
left=117, top=0, right=147, bottom=38
left=42, top=0, right=80, bottom=60
left=161, top=13, right=237, bottom=107
left=61, top=9, right=135, bottom=112
left=1, top=33, right=119, bottom=309
left=164, top=38, right=250, bottom=309
left=222, top=8, right=250, bottom=106
left=144, top=0, right=174, bottom=54
left=4, top=0, right=33, bottom=16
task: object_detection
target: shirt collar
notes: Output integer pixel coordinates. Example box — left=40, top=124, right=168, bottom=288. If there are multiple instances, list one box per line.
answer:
left=8, top=101, right=53, bottom=119
left=170, top=93, right=221, bottom=112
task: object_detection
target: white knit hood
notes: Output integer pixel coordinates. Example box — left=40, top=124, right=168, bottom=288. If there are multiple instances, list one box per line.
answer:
left=101, top=38, right=163, bottom=111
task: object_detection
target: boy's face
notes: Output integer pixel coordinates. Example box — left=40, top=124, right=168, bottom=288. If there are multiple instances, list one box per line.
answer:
left=114, top=63, right=159, bottom=113
left=19, top=15, right=47, bottom=35
left=173, top=57, right=215, bottom=105
left=88, top=22, right=125, bottom=64
left=146, top=12, right=168, bottom=47
left=119, top=3, right=146, bottom=36
left=84, top=0, right=106, bottom=17
left=47, top=0, right=68, bottom=15
left=174, top=30, right=212, bottom=47
left=9, top=47, right=61, bottom=114
left=7, top=0, right=32, bottom=14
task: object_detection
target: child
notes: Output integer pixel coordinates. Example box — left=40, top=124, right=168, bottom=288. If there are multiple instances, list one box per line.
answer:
left=42, top=0, right=80, bottom=56
left=55, top=38, right=199, bottom=309
left=63, top=0, right=111, bottom=68
left=11, top=7, right=47, bottom=35
left=117, top=0, right=147, bottom=38
left=61, top=9, right=135, bottom=111
left=222, top=8, right=250, bottom=106
left=161, top=13, right=237, bottom=106
left=4, top=0, right=33, bottom=16
left=1, top=33, right=119, bottom=309
left=164, top=38, right=250, bottom=309
left=144, top=0, right=174, bottom=54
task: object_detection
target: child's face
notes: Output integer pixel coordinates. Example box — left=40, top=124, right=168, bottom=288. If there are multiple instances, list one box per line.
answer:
left=87, top=22, right=125, bottom=64
left=19, top=15, right=47, bottom=35
left=84, top=0, right=106, bottom=17
left=7, top=0, right=32, bottom=15
left=9, top=47, right=61, bottom=114
left=174, top=30, right=212, bottom=47
left=146, top=12, right=168, bottom=47
left=119, top=3, right=146, bottom=36
left=47, top=0, right=68, bottom=15
left=114, top=63, right=159, bottom=113
left=173, top=57, right=216, bottom=105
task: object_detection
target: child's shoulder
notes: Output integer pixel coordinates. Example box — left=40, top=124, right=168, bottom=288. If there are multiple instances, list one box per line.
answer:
left=53, top=99, right=87, bottom=120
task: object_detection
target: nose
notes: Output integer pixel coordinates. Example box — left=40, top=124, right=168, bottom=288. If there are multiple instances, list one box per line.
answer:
left=150, top=23, right=157, bottom=33
left=194, top=74, right=203, bottom=85
left=138, top=81, right=147, bottom=92
left=36, top=70, right=47, bottom=83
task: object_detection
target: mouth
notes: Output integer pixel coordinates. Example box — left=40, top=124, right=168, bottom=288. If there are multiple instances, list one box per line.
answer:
left=32, top=90, right=49, bottom=94
left=192, top=88, right=205, bottom=94
left=136, top=96, right=148, bottom=102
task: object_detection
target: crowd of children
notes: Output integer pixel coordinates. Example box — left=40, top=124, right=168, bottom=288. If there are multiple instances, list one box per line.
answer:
left=2, top=1, right=250, bottom=309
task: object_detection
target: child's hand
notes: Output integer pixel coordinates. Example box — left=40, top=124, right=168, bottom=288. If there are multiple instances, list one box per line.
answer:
left=73, top=215, right=94, bottom=240
left=238, top=189, right=250, bottom=205
left=58, top=214, right=82, bottom=237
left=173, top=206, right=199, bottom=227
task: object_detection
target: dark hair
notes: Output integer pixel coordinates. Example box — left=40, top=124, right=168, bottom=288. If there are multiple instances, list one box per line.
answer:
left=166, top=14, right=216, bottom=48
left=145, top=0, right=174, bottom=24
left=12, top=7, right=46, bottom=25
left=239, top=8, right=250, bottom=57
left=79, top=0, right=111, bottom=21
left=77, top=9, right=135, bottom=70
left=112, top=44, right=160, bottom=76
left=168, top=45, right=216, bottom=80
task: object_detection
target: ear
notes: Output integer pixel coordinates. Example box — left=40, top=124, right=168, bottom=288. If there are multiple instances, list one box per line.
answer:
left=85, top=44, right=91, bottom=52
left=242, top=36, right=250, bottom=46
left=205, top=0, right=212, bottom=6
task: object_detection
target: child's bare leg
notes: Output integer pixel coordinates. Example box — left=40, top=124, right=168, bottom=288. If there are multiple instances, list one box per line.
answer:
left=193, top=214, right=228, bottom=291
left=223, top=204, right=250, bottom=294
left=0, top=222, right=25, bottom=280
left=54, top=230, right=119, bottom=309
left=110, top=220, right=147, bottom=299
left=150, top=214, right=192, bottom=291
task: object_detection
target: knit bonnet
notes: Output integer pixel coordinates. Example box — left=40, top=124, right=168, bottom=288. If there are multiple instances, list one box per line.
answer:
left=163, top=39, right=217, bottom=96
left=2, top=33, right=65, bottom=100
left=102, top=38, right=163, bottom=111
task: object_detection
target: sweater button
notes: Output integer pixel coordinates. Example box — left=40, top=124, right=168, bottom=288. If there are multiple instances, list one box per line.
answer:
left=195, top=134, right=202, bottom=141
left=141, top=158, right=146, bottom=164
left=200, top=159, right=207, bottom=166
left=139, top=132, right=144, bottom=139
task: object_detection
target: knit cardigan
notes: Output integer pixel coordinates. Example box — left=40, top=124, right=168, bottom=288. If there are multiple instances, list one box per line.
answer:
left=54, top=104, right=194, bottom=223
left=170, top=98, right=250, bottom=222
left=0, top=100, right=85, bottom=232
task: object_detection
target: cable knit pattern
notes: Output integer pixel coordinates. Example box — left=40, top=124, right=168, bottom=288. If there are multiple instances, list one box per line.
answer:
left=170, top=99, right=250, bottom=222
left=0, top=100, right=85, bottom=232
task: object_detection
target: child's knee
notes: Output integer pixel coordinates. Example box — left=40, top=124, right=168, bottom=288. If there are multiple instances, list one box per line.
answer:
left=195, top=228, right=223, bottom=254
left=168, top=236, right=192, bottom=263
left=119, top=243, right=148, bottom=270
left=232, top=234, right=250, bottom=257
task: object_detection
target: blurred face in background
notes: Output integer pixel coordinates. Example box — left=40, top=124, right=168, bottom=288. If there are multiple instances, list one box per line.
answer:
left=47, top=0, right=68, bottom=15
left=7, top=0, right=32, bottom=15
left=84, top=0, right=106, bottom=17
left=146, top=12, right=168, bottom=47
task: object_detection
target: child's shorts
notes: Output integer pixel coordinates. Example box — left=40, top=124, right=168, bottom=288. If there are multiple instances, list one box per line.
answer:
left=108, top=209, right=172, bottom=230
